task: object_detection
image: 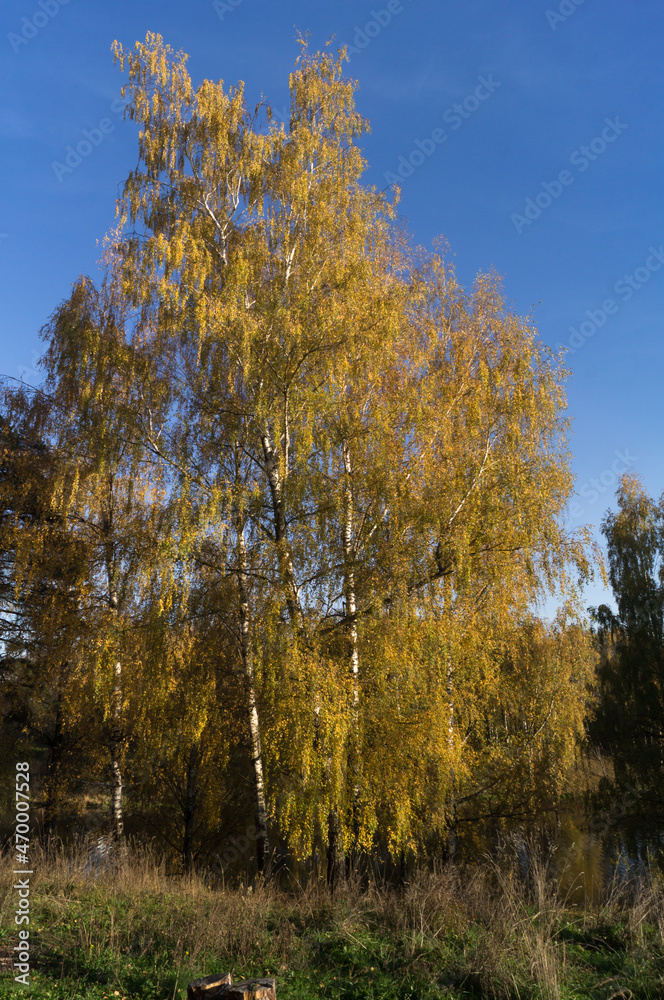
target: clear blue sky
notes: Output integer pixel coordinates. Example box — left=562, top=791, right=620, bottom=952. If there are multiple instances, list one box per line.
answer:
left=2, top=0, right=662, bottom=616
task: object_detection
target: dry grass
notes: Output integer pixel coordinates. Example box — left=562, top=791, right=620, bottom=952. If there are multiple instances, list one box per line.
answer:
left=2, top=833, right=664, bottom=999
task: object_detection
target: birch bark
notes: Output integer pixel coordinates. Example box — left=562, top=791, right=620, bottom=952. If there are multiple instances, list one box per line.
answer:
left=105, top=502, right=124, bottom=843
left=326, top=441, right=361, bottom=884
left=235, top=512, right=270, bottom=873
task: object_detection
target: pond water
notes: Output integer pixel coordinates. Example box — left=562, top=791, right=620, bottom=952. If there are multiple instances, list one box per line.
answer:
left=508, top=814, right=659, bottom=907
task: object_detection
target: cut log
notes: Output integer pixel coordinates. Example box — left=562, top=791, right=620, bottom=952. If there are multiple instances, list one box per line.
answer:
left=225, top=980, right=277, bottom=1000
left=187, top=973, right=232, bottom=1000
left=186, top=976, right=276, bottom=1000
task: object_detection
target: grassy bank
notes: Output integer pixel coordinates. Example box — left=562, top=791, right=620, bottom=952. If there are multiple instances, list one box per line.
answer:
left=2, top=839, right=664, bottom=999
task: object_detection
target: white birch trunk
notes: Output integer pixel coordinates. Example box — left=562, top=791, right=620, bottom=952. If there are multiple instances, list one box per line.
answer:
left=446, top=647, right=456, bottom=862
left=110, top=656, right=124, bottom=840
left=236, top=516, right=270, bottom=874
left=326, top=440, right=361, bottom=884
left=106, top=521, right=124, bottom=843
left=342, top=441, right=359, bottom=709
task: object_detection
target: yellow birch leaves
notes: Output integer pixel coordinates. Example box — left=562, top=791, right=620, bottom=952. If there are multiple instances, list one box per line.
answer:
left=14, top=33, right=599, bottom=863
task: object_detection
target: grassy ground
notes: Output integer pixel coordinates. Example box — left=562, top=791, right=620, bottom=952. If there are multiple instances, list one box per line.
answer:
left=2, top=839, right=664, bottom=999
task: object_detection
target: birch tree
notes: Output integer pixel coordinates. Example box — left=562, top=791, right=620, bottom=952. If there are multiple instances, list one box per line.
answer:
left=285, top=253, right=595, bottom=860
left=96, top=32, right=409, bottom=870
left=0, top=393, right=91, bottom=833
left=28, top=278, right=172, bottom=841
left=32, top=32, right=596, bottom=868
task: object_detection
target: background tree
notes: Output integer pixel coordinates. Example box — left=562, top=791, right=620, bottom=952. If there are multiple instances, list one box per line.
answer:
left=4, top=279, right=174, bottom=842
left=0, top=390, right=97, bottom=837
left=589, top=473, right=664, bottom=847
left=130, top=573, right=243, bottom=874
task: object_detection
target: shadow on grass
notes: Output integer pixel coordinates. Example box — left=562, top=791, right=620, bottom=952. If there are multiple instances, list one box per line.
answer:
left=36, top=941, right=184, bottom=999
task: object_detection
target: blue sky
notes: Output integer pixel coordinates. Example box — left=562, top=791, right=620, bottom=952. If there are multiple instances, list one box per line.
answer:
left=1, top=0, right=662, bottom=616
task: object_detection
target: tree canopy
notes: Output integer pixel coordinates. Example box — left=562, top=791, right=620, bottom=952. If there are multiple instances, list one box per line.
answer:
left=590, top=473, right=664, bottom=848
left=0, top=33, right=597, bottom=874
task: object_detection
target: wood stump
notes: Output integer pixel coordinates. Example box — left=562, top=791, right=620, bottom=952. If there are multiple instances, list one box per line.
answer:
left=187, top=975, right=276, bottom=1000
left=187, top=973, right=232, bottom=1000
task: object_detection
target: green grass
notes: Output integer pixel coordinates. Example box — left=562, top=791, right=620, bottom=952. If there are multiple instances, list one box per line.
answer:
left=2, top=840, right=664, bottom=999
